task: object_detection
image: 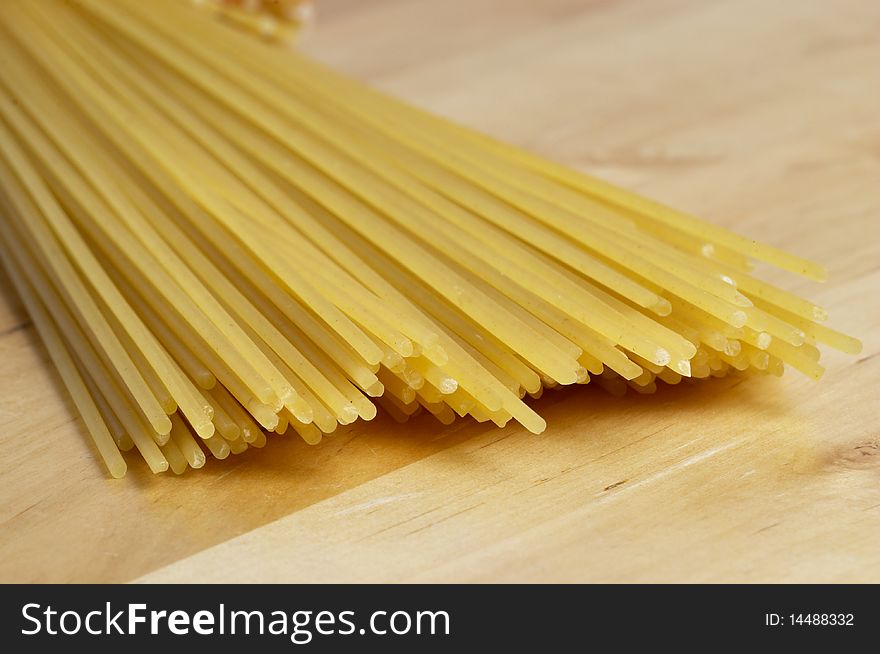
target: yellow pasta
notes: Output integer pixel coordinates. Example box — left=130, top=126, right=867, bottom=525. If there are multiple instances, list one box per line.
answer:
left=0, top=0, right=859, bottom=477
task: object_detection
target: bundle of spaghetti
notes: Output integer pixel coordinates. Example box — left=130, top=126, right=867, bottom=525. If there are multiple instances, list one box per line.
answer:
left=0, top=0, right=860, bottom=477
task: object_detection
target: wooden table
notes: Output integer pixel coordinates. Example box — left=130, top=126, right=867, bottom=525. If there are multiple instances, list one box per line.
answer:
left=1, top=0, right=878, bottom=583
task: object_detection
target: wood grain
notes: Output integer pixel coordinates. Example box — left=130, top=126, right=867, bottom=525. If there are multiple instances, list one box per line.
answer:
left=1, top=0, right=878, bottom=583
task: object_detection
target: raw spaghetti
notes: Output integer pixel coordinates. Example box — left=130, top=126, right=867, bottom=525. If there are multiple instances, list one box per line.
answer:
left=0, top=0, right=861, bottom=477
